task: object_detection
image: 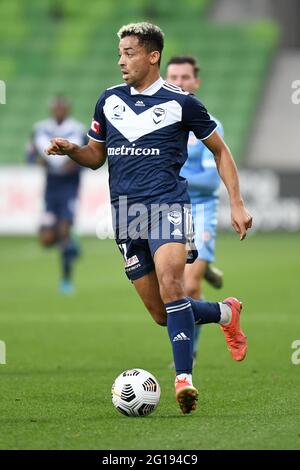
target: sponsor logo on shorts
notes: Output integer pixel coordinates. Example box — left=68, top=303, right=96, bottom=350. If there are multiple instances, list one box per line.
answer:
left=125, top=255, right=139, bottom=268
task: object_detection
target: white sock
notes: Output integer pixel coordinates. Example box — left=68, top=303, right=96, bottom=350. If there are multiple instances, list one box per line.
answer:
left=176, top=373, right=192, bottom=384
left=218, top=302, right=232, bottom=325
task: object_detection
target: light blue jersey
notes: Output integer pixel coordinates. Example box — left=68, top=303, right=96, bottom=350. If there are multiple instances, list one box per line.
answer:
left=180, top=116, right=224, bottom=262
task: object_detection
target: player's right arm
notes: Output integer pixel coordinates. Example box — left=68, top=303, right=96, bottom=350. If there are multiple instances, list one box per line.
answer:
left=45, top=138, right=106, bottom=170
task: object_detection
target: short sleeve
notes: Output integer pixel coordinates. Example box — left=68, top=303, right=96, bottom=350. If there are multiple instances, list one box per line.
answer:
left=87, top=92, right=107, bottom=142
left=214, top=118, right=224, bottom=139
left=182, top=94, right=217, bottom=141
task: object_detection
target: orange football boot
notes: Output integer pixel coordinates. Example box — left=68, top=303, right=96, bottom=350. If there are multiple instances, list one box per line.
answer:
left=175, top=377, right=198, bottom=414
left=220, top=297, right=247, bottom=361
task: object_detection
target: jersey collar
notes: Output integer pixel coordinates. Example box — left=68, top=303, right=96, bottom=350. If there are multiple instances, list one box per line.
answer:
left=130, top=77, right=164, bottom=96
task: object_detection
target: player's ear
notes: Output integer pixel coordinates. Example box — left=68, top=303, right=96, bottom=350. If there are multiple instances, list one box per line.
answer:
left=195, top=78, right=201, bottom=90
left=149, top=51, right=160, bottom=66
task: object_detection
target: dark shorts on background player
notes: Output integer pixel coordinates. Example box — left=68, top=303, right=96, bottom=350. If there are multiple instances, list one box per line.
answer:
left=116, top=203, right=198, bottom=281
left=41, top=184, right=79, bottom=227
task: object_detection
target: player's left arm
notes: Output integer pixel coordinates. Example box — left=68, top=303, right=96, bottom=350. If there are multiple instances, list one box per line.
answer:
left=203, top=131, right=252, bottom=240
left=26, top=130, right=46, bottom=166
left=182, top=94, right=252, bottom=239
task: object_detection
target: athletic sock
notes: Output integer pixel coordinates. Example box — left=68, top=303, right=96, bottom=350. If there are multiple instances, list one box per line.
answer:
left=218, top=302, right=232, bottom=325
left=60, top=238, right=79, bottom=281
left=187, top=296, right=221, bottom=324
left=176, top=373, right=192, bottom=383
left=165, top=298, right=195, bottom=375
left=193, top=324, right=202, bottom=356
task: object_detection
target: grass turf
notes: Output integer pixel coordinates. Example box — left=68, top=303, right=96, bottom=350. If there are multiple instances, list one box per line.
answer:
left=0, top=233, right=299, bottom=450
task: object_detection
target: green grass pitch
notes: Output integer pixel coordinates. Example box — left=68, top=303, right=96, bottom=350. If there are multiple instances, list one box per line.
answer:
left=0, top=233, right=299, bottom=450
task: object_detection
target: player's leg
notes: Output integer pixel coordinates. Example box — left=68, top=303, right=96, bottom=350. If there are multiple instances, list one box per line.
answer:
left=153, top=242, right=199, bottom=413
left=184, top=238, right=246, bottom=362
left=117, top=236, right=166, bottom=325
left=204, top=264, right=223, bottom=289
left=184, top=258, right=208, bottom=362
left=117, top=231, right=198, bottom=412
left=117, top=234, right=246, bottom=414
left=39, top=203, right=58, bottom=247
left=39, top=226, right=57, bottom=247
left=57, top=220, right=80, bottom=294
left=167, top=258, right=207, bottom=368
left=153, top=238, right=246, bottom=363
left=187, top=200, right=222, bottom=361
left=185, top=259, right=207, bottom=300
left=133, top=271, right=166, bottom=326
left=56, top=188, right=80, bottom=294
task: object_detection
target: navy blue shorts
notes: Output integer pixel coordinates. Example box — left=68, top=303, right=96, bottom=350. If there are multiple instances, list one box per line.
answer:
left=41, top=186, right=79, bottom=227
left=115, top=203, right=198, bottom=281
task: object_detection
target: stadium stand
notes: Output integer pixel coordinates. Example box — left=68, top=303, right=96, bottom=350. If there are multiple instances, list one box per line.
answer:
left=0, top=0, right=278, bottom=164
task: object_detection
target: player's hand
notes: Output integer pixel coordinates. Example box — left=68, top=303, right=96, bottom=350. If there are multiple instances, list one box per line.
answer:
left=45, top=138, right=75, bottom=156
left=231, top=201, right=252, bottom=240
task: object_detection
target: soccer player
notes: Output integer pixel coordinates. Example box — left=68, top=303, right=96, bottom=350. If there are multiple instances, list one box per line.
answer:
left=166, top=56, right=224, bottom=364
left=27, top=96, right=86, bottom=294
left=45, top=23, right=252, bottom=414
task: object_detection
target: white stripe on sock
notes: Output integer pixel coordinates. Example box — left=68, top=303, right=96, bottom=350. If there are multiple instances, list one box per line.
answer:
left=166, top=301, right=190, bottom=311
left=166, top=302, right=191, bottom=313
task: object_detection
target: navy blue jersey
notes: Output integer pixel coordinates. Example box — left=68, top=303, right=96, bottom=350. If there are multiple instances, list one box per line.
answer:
left=88, top=77, right=217, bottom=207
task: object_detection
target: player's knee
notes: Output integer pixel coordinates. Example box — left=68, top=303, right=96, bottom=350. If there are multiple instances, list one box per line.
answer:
left=185, top=280, right=201, bottom=299
left=39, top=229, right=56, bottom=247
left=159, top=273, right=184, bottom=302
left=58, top=222, right=71, bottom=241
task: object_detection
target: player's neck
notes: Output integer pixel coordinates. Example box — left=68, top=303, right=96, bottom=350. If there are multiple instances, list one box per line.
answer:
left=55, top=118, right=66, bottom=125
left=132, top=72, right=161, bottom=93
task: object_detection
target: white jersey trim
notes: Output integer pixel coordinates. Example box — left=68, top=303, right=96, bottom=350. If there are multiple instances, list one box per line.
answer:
left=107, top=83, right=127, bottom=90
left=87, top=133, right=106, bottom=143
left=200, top=126, right=217, bottom=141
left=130, top=77, right=164, bottom=96
left=163, top=81, right=189, bottom=95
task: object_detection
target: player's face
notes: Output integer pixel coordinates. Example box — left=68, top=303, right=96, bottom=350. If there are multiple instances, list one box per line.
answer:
left=118, top=36, right=154, bottom=87
left=166, top=63, right=200, bottom=94
left=51, top=102, right=69, bottom=123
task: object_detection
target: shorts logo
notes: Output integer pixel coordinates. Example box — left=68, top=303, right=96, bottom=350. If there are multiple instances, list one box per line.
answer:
left=152, top=107, right=166, bottom=124
left=171, top=228, right=182, bottom=237
left=91, top=119, right=100, bottom=133
left=167, top=211, right=182, bottom=226
left=125, top=255, right=139, bottom=268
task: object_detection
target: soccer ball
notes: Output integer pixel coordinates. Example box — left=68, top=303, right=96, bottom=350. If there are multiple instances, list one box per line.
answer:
left=111, top=368, right=161, bottom=417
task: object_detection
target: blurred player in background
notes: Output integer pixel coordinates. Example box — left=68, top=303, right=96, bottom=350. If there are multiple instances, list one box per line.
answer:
left=26, top=96, right=86, bottom=294
left=166, top=56, right=224, bottom=364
